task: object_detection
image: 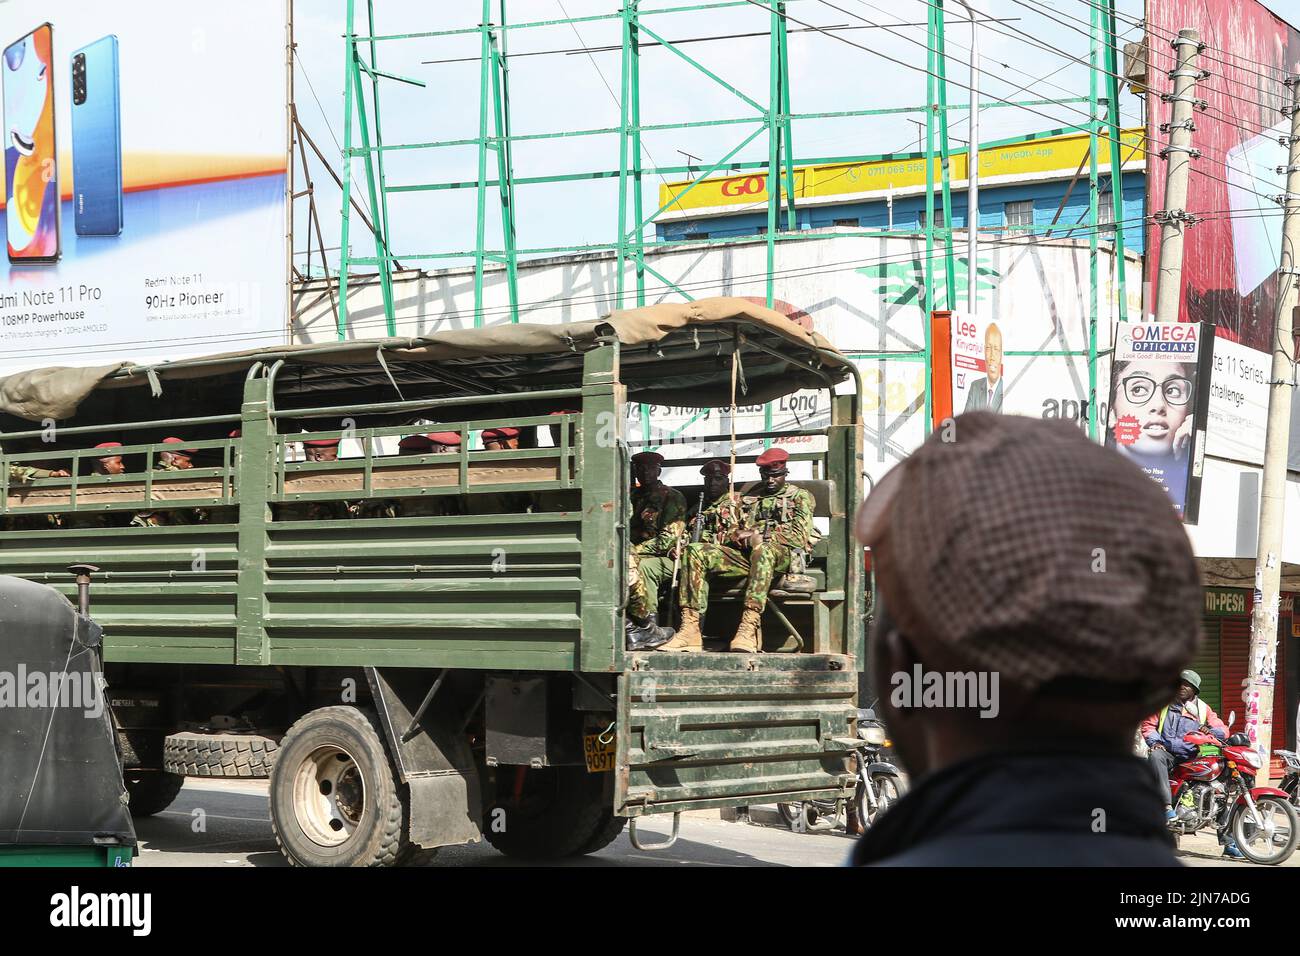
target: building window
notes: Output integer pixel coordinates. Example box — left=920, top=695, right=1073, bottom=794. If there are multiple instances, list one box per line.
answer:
left=833, top=217, right=860, bottom=227
left=918, top=208, right=944, bottom=229
left=1098, top=192, right=1115, bottom=225
left=1004, top=200, right=1034, bottom=229
left=684, top=231, right=709, bottom=241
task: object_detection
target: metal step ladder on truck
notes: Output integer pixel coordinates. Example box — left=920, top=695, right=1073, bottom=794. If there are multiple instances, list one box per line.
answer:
left=0, top=298, right=866, bottom=866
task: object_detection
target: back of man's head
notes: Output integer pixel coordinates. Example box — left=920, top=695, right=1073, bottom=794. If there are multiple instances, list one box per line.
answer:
left=858, top=412, right=1203, bottom=771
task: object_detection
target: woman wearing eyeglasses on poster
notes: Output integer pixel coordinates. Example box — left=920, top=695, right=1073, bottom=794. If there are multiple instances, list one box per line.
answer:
left=1106, top=359, right=1196, bottom=517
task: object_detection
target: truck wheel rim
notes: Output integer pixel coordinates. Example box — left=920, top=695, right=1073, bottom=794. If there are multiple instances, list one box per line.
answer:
left=293, top=745, right=366, bottom=847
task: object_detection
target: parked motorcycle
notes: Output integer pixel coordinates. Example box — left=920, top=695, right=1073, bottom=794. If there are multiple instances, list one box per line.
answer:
left=778, top=703, right=905, bottom=834
left=1167, top=712, right=1298, bottom=865
left=1277, top=748, right=1299, bottom=811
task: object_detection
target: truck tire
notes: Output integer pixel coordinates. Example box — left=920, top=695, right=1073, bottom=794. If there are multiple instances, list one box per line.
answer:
left=163, top=732, right=279, bottom=779
left=484, top=766, right=619, bottom=860
left=269, top=706, right=410, bottom=867
left=575, top=813, right=627, bottom=855
left=124, top=769, right=185, bottom=817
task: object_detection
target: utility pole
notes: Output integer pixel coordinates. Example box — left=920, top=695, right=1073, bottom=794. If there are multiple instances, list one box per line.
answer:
left=1246, top=72, right=1300, bottom=782
left=1153, top=30, right=1203, bottom=324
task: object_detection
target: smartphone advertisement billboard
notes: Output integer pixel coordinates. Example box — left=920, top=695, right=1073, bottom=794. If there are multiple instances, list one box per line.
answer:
left=0, top=1, right=288, bottom=373
left=1145, top=0, right=1300, bottom=355
left=1105, top=322, right=1213, bottom=522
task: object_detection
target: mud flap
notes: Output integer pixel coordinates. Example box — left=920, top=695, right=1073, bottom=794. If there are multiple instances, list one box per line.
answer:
left=615, top=653, right=858, bottom=815
left=365, top=667, right=482, bottom=849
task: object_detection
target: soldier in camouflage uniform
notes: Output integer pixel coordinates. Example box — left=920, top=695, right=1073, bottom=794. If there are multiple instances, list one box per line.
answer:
left=687, top=459, right=743, bottom=546
left=132, top=437, right=209, bottom=527
left=479, top=426, right=533, bottom=514
left=625, top=451, right=686, bottom=649
left=4, top=457, right=70, bottom=530
left=73, top=442, right=129, bottom=529
left=659, top=446, right=815, bottom=653
left=384, top=432, right=462, bottom=518
left=299, top=438, right=350, bottom=521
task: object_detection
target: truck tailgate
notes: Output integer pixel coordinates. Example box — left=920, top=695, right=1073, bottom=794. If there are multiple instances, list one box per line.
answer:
left=615, top=653, right=858, bottom=815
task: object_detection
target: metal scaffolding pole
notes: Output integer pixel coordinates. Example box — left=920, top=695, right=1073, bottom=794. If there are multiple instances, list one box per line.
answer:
left=1103, top=0, right=1129, bottom=328
left=1087, top=0, right=1101, bottom=441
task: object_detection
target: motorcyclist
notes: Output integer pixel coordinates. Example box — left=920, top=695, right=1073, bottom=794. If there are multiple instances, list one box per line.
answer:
left=1139, top=669, right=1236, bottom=857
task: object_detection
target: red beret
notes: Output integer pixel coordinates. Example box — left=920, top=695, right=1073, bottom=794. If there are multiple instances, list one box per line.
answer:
left=631, top=451, right=664, bottom=466
left=482, top=426, right=519, bottom=441
left=94, top=441, right=123, bottom=451
left=303, top=438, right=339, bottom=448
left=162, top=437, right=197, bottom=455
left=426, top=432, right=462, bottom=447
left=398, top=434, right=433, bottom=451
left=755, top=447, right=790, bottom=468
left=550, top=409, right=579, bottom=416
left=700, top=459, right=730, bottom=477
left=228, top=429, right=242, bottom=439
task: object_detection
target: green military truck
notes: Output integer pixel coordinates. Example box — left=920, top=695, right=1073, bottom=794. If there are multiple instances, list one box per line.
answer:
left=0, top=298, right=865, bottom=866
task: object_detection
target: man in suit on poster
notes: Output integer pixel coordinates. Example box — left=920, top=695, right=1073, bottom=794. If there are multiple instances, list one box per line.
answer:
left=963, top=323, right=1004, bottom=413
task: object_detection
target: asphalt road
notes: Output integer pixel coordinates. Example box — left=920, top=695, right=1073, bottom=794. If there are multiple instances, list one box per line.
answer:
left=132, top=779, right=855, bottom=867
left=133, top=779, right=1296, bottom=868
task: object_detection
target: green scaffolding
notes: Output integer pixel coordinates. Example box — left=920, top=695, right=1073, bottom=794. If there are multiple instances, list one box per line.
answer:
left=337, top=0, right=1131, bottom=439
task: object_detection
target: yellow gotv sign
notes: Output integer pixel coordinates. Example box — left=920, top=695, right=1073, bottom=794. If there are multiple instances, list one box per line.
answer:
left=658, top=127, right=1146, bottom=212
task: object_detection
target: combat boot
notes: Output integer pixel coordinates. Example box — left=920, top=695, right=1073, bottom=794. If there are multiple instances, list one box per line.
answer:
left=656, top=608, right=703, bottom=652
left=729, top=606, right=763, bottom=653
left=626, top=613, right=674, bottom=651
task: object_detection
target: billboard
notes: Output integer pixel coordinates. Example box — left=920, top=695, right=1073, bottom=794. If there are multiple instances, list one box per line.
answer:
left=1146, top=0, right=1300, bottom=353
left=1206, top=334, right=1270, bottom=466
left=1105, top=321, right=1212, bottom=521
left=0, top=1, right=289, bottom=374
left=658, top=127, right=1145, bottom=214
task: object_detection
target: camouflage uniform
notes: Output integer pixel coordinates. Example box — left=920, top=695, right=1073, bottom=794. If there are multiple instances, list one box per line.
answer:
left=131, top=459, right=209, bottom=527
left=681, top=483, right=816, bottom=613
left=7, top=464, right=58, bottom=483
left=4, top=465, right=66, bottom=531
left=690, top=490, right=744, bottom=545
left=626, top=481, right=687, bottom=621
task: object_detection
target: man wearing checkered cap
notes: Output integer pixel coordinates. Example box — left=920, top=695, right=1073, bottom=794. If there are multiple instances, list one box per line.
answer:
left=850, top=412, right=1203, bottom=867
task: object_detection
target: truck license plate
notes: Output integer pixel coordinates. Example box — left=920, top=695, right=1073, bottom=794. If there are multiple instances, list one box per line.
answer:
left=584, top=732, right=615, bottom=773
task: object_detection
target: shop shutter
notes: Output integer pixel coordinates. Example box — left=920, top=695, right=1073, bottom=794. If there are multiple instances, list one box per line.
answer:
left=1193, top=617, right=1223, bottom=715
left=1219, top=617, right=1250, bottom=727
left=1220, top=615, right=1291, bottom=777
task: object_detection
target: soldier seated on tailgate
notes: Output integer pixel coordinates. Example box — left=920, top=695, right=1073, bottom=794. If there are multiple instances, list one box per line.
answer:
left=625, top=450, right=686, bottom=650
left=132, top=437, right=209, bottom=527
left=659, top=446, right=815, bottom=654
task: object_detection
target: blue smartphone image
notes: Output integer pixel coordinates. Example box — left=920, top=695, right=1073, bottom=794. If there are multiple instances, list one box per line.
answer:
left=71, top=35, right=122, bottom=237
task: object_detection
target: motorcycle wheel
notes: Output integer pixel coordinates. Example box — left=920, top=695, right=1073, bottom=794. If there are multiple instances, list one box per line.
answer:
left=1231, top=796, right=1299, bottom=865
left=855, top=769, right=904, bottom=828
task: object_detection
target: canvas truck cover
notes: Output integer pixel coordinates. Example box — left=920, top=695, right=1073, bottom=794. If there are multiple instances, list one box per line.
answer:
left=0, top=576, right=135, bottom=848
left=0, top=297, right=850, bottom=423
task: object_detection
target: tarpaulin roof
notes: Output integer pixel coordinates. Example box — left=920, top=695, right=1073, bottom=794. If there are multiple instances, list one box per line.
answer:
left=0, top=298, right=851, bottom=424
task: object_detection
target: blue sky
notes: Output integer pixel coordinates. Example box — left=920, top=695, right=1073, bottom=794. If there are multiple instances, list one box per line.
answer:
left=289, top=0, right=1300, bottom=277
